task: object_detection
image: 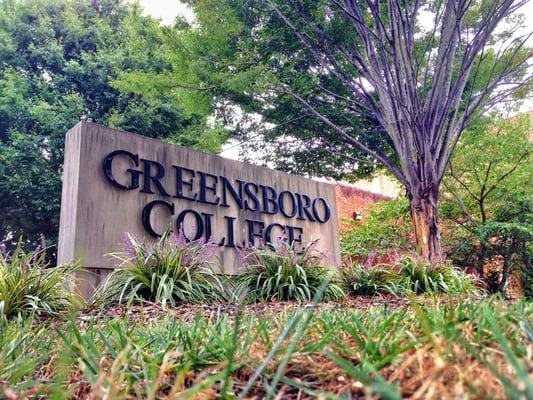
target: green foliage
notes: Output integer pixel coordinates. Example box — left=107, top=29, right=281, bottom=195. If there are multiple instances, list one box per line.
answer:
left=0, top=0, right=226, bottom=255
left=477, top=219, right=532, bottom=294
left=0, top=240, right=80, bottom=319
left=95, top=232, right=228, bottom=307
left=341, top=261, right=404, bottom=296
left=340, top=198, right=411, bottom=259
left=398, top=256, right=480, bottom=296
left=175, top=1, right=531, bottom=186
left=341, top=256, right=479, bottom=297
left=442, top=112, right=532, bottom=290
left=174, top=0, right=393, bottom=180
left=443, top=114, right=532, bottom=225
left=235, top=241, right=344, bottom=302
left=477, top=221, right=532, bottom=260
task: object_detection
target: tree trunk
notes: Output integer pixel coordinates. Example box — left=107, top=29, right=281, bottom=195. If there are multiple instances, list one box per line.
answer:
left=476, top=241, right=485, bottom=278
left=498, top=254, right=511, bottom=297
left=408, top=189, right=443, bottom=263
left=477, top=199, right=487, bottom=278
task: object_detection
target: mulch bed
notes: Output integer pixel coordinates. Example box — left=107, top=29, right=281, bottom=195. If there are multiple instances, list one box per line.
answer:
left=79, top=295, right=476, bottom=324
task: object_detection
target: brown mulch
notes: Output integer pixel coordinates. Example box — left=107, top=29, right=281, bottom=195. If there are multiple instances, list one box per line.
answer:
left=79, top=295, right=483, bottom=324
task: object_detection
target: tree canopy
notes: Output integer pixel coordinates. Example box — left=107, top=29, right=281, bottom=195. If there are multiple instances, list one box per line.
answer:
left=441, top=112, right=532, bottom=289
left=0, top=0, right=228, bottom=253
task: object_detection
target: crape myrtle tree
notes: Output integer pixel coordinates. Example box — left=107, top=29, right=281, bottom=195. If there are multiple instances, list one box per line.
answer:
left=180, top=0, right=532, bottom=262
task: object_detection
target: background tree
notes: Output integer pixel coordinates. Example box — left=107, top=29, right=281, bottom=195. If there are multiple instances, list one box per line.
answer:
left=174, top=0, right=393, bottom=181
left=441, top=112, right=532, bottom=292
left=0, top=0, right=227, bottom=255
left=178, top=0, right=532, bottom=262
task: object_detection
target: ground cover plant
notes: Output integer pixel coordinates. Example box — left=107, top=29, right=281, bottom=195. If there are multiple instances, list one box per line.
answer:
left=92, top=229, right=481, bottom=305
left=342, top=255, right=480, bottom=297
left=0, top=298, right=531, bottom=399
left=341, top=261, right=405, bottom=296
left=397, top=256, right=480, bottom=295
left=235, top=241, right=344, bottom=302
left=94, top=232, right=229, bottom=307
left=0, top=240, right=79, bottom=319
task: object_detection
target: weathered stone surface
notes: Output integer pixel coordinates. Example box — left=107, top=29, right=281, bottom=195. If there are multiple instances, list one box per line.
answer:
left=58, top=122, right=340, bottom=297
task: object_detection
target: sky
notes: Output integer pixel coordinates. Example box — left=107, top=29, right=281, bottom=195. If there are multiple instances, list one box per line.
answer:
left=139, top=0, right=193, bottom=25
left=139, top=0, right=533, bottom=35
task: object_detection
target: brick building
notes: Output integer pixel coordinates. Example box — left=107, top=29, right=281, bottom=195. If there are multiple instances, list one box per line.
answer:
left=335, top=183, right=392, bottom=233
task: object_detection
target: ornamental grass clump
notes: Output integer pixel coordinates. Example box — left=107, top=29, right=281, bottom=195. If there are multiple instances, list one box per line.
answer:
left=341, top=261, right=405, bottom=296
left=96, top=231, right=228, bottom=306
left=398, top=255, right=480, bottom=295
left=0, top=239, right=80, bottom=319
left=235, top=240, right=344, bottom=302
left=341, top=252, right=480, bottom=297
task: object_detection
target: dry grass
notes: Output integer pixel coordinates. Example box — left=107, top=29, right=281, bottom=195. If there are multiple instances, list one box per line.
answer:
left=1, top=297, right=531, bottom=399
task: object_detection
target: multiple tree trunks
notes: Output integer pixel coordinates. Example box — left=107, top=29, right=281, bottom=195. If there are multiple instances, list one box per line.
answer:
left=264, top=0, right=529, bottom=266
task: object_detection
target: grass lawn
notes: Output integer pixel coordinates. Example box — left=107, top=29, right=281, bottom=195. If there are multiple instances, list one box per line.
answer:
left=1, top=297, right=531, bottom=399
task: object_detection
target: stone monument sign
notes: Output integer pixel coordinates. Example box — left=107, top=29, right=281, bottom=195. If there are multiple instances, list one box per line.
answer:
left=58, top=122, right=341, bottom=297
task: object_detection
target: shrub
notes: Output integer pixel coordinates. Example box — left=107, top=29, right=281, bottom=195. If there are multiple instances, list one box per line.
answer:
left=398, top=256, right=480, bottom=295
left=340, top=198, right=411, bottom=260
left=476, top=220, right=532, bottom=295
left=95, top=231, right=229, bottom=306
left=0, top=240, right=79, bottom=319
left=341, top=261, right=405, bottom=296
left=235, top=241, right=344, bottom=302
